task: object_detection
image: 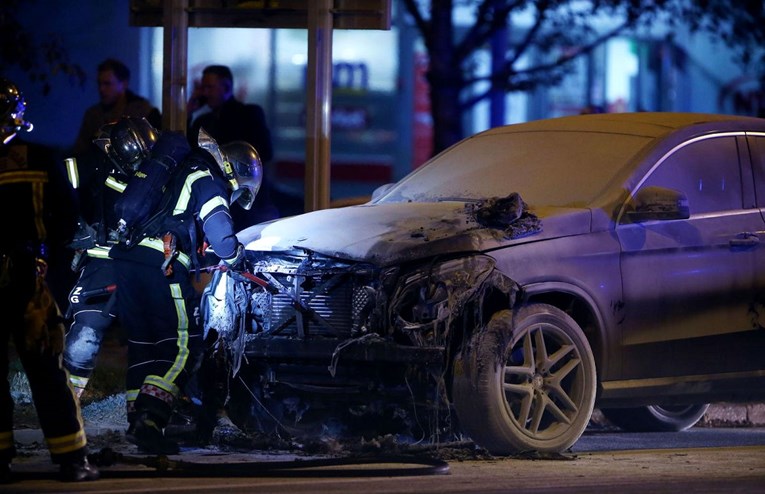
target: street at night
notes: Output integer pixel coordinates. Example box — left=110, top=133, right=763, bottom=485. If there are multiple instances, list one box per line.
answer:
left=3, top=1, right=765, bottom=492
left=3, top=427, right=764, bottom=493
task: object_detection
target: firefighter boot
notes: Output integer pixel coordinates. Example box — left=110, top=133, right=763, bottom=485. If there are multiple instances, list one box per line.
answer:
left=59, top=456, right=100, bottom=482
left=130, top=412, right=180, bottom=455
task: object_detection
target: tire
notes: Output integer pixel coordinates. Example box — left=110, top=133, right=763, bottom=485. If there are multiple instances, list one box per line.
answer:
left=452, top=304, right=596, bottom=455
left=600, top=404, right=710, bottom=432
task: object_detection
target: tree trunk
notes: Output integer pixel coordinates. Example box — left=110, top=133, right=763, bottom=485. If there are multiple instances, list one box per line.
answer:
left=426, top=0, right=464, bottom=154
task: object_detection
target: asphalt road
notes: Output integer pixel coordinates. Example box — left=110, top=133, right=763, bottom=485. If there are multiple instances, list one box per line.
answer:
left=4, top=427, right=764, bottom=493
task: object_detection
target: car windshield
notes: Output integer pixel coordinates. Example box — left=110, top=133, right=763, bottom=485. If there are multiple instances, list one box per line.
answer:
left=375, top=130, right=655, bottom=207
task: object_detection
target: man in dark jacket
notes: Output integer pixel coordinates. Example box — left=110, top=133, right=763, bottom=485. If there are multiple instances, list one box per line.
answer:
left=187, top=65, right=272, bottom=162
left=0, top=79, right=99, bottom=482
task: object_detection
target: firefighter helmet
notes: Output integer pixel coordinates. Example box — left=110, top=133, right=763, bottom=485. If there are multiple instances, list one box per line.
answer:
left=0, top=79, right=33, bottom=145
left=221, top=141, right=263, bottom=210
left=93, top=116, right=158, bottom=175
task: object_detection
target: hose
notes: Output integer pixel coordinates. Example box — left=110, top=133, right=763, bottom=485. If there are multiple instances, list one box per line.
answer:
left=88, top=447, right=450, bottom=478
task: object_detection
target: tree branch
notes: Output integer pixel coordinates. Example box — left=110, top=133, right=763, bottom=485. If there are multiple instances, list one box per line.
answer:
left=401, top=0, right=432, bottom=49
left=460, top=18, right=631, bottom=110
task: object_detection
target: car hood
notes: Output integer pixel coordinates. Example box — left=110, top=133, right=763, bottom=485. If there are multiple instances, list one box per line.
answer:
left=239, top=199, right=592, bottom=266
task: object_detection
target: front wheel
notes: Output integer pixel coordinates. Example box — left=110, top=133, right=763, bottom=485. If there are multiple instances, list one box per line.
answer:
left=600, top=404, right=710, bottom=432
left=452, top=304, right=597, bottom=455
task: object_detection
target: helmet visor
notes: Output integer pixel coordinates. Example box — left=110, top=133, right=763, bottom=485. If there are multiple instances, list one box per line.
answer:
left=105, top=117, right=159, bottom=173
left=222, top=141, right=263, bottom=210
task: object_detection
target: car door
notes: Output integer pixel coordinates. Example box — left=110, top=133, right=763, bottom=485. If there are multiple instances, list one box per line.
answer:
left=615, top=134, right=765, bottom=384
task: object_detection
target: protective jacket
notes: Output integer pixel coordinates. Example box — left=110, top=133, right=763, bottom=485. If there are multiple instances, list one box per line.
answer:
left=0, top=140, right=76, bottom=253
left=111, top=147, right=240, bottom=268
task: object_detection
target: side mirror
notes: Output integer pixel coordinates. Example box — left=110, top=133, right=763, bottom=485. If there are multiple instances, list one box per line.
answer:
left=625, top=186, right=690, bottom=222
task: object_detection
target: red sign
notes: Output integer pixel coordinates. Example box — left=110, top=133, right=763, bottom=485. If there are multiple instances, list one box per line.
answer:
left=412, top=52, right=433, bottom=169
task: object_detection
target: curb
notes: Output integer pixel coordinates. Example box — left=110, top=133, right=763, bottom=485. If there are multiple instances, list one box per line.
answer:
left=579, top=403, right=765, bottom=431
left=700, top=402, right=765, bottom=427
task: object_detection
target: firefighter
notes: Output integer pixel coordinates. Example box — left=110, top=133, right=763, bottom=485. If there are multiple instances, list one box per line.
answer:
left=110, top=127, right=261, bottom=454
left=63, top=117, right=159, bottom=397
left=0, top=79, right=99, bottom=482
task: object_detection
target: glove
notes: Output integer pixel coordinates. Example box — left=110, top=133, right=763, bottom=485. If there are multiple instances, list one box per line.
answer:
left=222, top=243, right=245, bottom=271
left=67, top=219, right=97, bottom=250
left=149, top=131, right=191, bottom=168
left=24, top=274, right=65, bottom=355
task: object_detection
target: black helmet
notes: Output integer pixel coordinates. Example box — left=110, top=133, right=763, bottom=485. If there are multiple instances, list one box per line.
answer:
left=220, top=141, right=263, bottom=210
left=93, top=116, right=158, bottom=174
left=0, top=78, right=33, bottom=145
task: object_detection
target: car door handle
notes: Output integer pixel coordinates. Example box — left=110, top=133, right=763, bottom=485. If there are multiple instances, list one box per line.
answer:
left=730, top=232, right=760, bottom=248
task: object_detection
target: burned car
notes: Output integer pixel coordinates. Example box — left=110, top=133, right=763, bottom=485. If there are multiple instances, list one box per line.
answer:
left=204, top=112, right=765, bottom=455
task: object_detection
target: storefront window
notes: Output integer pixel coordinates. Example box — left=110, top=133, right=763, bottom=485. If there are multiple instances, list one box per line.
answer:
left=187, top=28, right=273, bottom=100
left=272, top=28, right=401, bottom=198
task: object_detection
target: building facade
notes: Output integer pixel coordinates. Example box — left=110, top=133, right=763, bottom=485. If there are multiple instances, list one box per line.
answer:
left=7, top=1, right=763, bottom=205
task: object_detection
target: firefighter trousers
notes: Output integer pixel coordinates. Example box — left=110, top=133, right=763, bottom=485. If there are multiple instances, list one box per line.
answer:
left=0, top=250, right=88, bottom=464
left=114, top=257, right=203, bottom=427
left=63, top=255, right=117, bottom=396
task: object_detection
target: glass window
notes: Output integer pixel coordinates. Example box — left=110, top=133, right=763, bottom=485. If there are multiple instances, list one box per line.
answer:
left=641, top=137, right=742, bottom=214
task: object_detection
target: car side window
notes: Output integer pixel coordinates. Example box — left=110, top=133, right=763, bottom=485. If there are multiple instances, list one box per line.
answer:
left=640, top=136, right=742, bottom=214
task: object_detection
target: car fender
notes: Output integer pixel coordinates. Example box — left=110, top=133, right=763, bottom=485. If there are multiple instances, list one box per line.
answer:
left=520, top=280, right=614, bottom=384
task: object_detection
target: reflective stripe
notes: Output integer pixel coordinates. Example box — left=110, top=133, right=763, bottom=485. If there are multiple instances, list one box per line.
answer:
left=174, top=170, right=212, bottom=215
left=126, top=388, right=139, bottom=408
left=165, top=283, right=189, bottom=384
left=105, top=175, right=127, bottom=193
left=85, top=245, right=112, bottom=259
left=65, top=158, right=79, bottom=189
left=144, top=375, right=181, bottom=399
left=0, top=430, right=13, bottom=451
left=137, top=238, right=190, bottom=269
left=69, top=374, right=89, bottom=389
left=0, top=170, right=47, bottom=186
left=199, top=196, right=228, bottom=221
left=46, top=429, right=87, bottom=455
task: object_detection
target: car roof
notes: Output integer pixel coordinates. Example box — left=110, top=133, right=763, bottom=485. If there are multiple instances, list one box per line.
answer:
left=480, top=112, right=765, bottom=139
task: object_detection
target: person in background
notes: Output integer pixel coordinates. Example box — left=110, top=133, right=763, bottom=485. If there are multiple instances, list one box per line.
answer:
left=187, top=65, right=272, bottom=162
left=73, top=58, right=161, bottom=157
left=0, top=79, right=99, bottom=483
